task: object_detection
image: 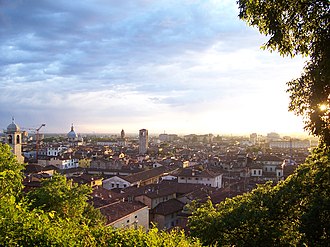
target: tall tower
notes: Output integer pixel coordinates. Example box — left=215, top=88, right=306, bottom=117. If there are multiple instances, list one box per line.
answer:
left=139, top=129, right=148, bottom=155
left=5, top=118, right=24, bottom=164
left=121, top=129, right=125, bottom=139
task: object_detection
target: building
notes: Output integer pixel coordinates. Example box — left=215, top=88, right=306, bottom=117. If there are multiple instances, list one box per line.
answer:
left=269, top=139, right=311, bottom=149
left=98, top=200, right=149, bottom=229
left=121, top=129, right=125, bottom=139
left=5, top=118, right=24, bottom=163
left=266, top=132, right=281, bottom=142
left=102, top=166, right=168, bottom=190
left=139, top=129, right=148, bottom=155
left=67, top=124, right=83, bottom=146
left=150, top=199, right=185, bottom=230
left=177, top=167, right=223, bottom=188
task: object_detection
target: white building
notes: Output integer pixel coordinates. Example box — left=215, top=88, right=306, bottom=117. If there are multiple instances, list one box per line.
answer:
left=269, top=140, right=311, bottom=149
left=103, top=176, right=131, bottom=190
left=47, top=145, right=67, bottom=157
left=177, top=168, right=223, bottom=188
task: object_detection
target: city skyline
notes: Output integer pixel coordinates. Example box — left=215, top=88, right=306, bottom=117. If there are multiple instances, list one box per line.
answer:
left=1, top=0, right=307, bottom=135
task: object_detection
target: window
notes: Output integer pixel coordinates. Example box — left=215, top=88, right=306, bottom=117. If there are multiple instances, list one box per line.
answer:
left=188, top=177, right=191, bottom=180
left=253, top=170, right=256, bottom=175
left=127, top=220, right=130, bottom=223
left=111, top=183, right=115, bottom=187
left=8, top=135, right=12, bottom=144
left=195, top=178, right=199, bottom=180
left=135, top=215, right=138, bottom=219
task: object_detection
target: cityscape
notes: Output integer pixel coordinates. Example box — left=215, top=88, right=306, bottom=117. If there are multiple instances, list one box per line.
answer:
left=1, top=0, right=328, bottom=245
left=1, top=118, right=317, bottom=230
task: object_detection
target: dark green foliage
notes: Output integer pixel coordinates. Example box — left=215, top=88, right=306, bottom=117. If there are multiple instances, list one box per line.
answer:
left=188, top=145, right=330, bottom=246
left=238, top=0, right=330, bottom=145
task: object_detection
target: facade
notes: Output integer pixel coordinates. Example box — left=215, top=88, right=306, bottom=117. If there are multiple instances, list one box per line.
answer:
left=177, top=168, right=223, bottom=188
left=269, top=140, right=311, bottom=149
left=38, top=157, right=79, bottom=170
left=47, top=145, right=67, bottom=156
left=5, top=118, right=24, bottom=163
left=98, top=201, right=149, bottom=229
left=103, top=176, right=131, bottom=190
left=139, top=129, right=148, bottom=155
left=150, top=199, right=185, bottom=230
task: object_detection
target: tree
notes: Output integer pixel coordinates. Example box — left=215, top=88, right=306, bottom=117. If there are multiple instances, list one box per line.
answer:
left=238, top=0, right=330, bottom=145
left=188, top=145, right=330, bottom=246
left=0, top=144, right=24, bottom=198
left=27, top=173, right=105, bottom=226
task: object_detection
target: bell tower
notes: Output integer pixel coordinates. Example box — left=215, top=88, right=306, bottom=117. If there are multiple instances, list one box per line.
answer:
left=5, top=118, right=24, bottom=164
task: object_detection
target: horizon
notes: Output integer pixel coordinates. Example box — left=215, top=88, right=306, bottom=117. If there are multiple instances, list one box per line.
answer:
left=1, top=0, right=307, bottom=135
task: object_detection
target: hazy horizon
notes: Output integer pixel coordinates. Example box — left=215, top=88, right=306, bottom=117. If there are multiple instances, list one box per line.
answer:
left=1, top=0, right=306, bottom=135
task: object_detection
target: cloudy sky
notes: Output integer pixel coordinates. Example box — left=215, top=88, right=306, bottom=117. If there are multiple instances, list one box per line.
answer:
left=1, top=0, right=307, bottom=136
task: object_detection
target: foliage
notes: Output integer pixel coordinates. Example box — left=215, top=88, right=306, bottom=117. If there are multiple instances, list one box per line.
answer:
left=27, top=173, right=104, bottom=226
left=0, top=144, right=25, bottom=198
left=238, top=0, right=330, bottom=145
left=188, top=145, right=330, bottom=246
left=0, top=143, right=200, bottom=246
left=93, top=227, right=201, bottom=247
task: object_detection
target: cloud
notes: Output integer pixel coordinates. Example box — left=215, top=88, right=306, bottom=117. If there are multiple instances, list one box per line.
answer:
left=0, top=0, right=306, bottom=134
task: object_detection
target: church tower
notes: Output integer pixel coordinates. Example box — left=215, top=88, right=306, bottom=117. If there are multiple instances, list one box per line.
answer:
left=5, top=118, right=24, bottom=164
left=121, top=129, right=125, bottom=139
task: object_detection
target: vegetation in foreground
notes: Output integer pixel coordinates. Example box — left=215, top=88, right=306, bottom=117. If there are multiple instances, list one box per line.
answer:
left=0, top=143, right=200, bottom=247
left=188, top=144, right=330, bottom=246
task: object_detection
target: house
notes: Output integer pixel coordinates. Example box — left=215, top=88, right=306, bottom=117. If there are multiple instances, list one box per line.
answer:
left=46, top=145, right=67, bottom=157
left=249, top=163, right=263, bottom=177
left=121, top=166, right=169, bottom=188
left=177, top=167, right=223, bottom=188
left=71, top=174, right=103, bottom=187
left=103, top=175, right=132, bottom=190
left=150, top=199, right=185, bottom=230
left=97, top=200, right=149, bottom=230
left=255, top=155, right=284, bottom=180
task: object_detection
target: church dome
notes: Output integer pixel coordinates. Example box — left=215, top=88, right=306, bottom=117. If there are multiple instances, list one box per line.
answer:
left=7, top=119, right=20, bottom=132
left=67, top=124, right=78, bottom=140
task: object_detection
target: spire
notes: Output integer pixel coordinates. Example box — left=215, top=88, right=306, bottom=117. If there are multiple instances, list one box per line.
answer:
left=71, top=123, right=74, bottom=131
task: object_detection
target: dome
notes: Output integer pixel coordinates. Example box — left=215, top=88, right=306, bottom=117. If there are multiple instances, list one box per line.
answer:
left=67, top=124, right=78, bottom=140
left=7, top=119, right=20, bottom=132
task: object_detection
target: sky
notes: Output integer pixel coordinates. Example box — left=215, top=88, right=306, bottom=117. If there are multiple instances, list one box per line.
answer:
left=0, top=0, right=307, bottom=136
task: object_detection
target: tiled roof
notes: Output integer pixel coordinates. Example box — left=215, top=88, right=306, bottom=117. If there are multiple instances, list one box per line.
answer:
left=176, top=167, right=220, bottom=178
left=124, top=166, right=168, bottom=183
left=151, top=199, right=185, bottom=216
left=97, top=200, right=147, bottom=225
left=122, top=180, right=216, bottom=200
left=256, top=155, right=283, bottom=162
